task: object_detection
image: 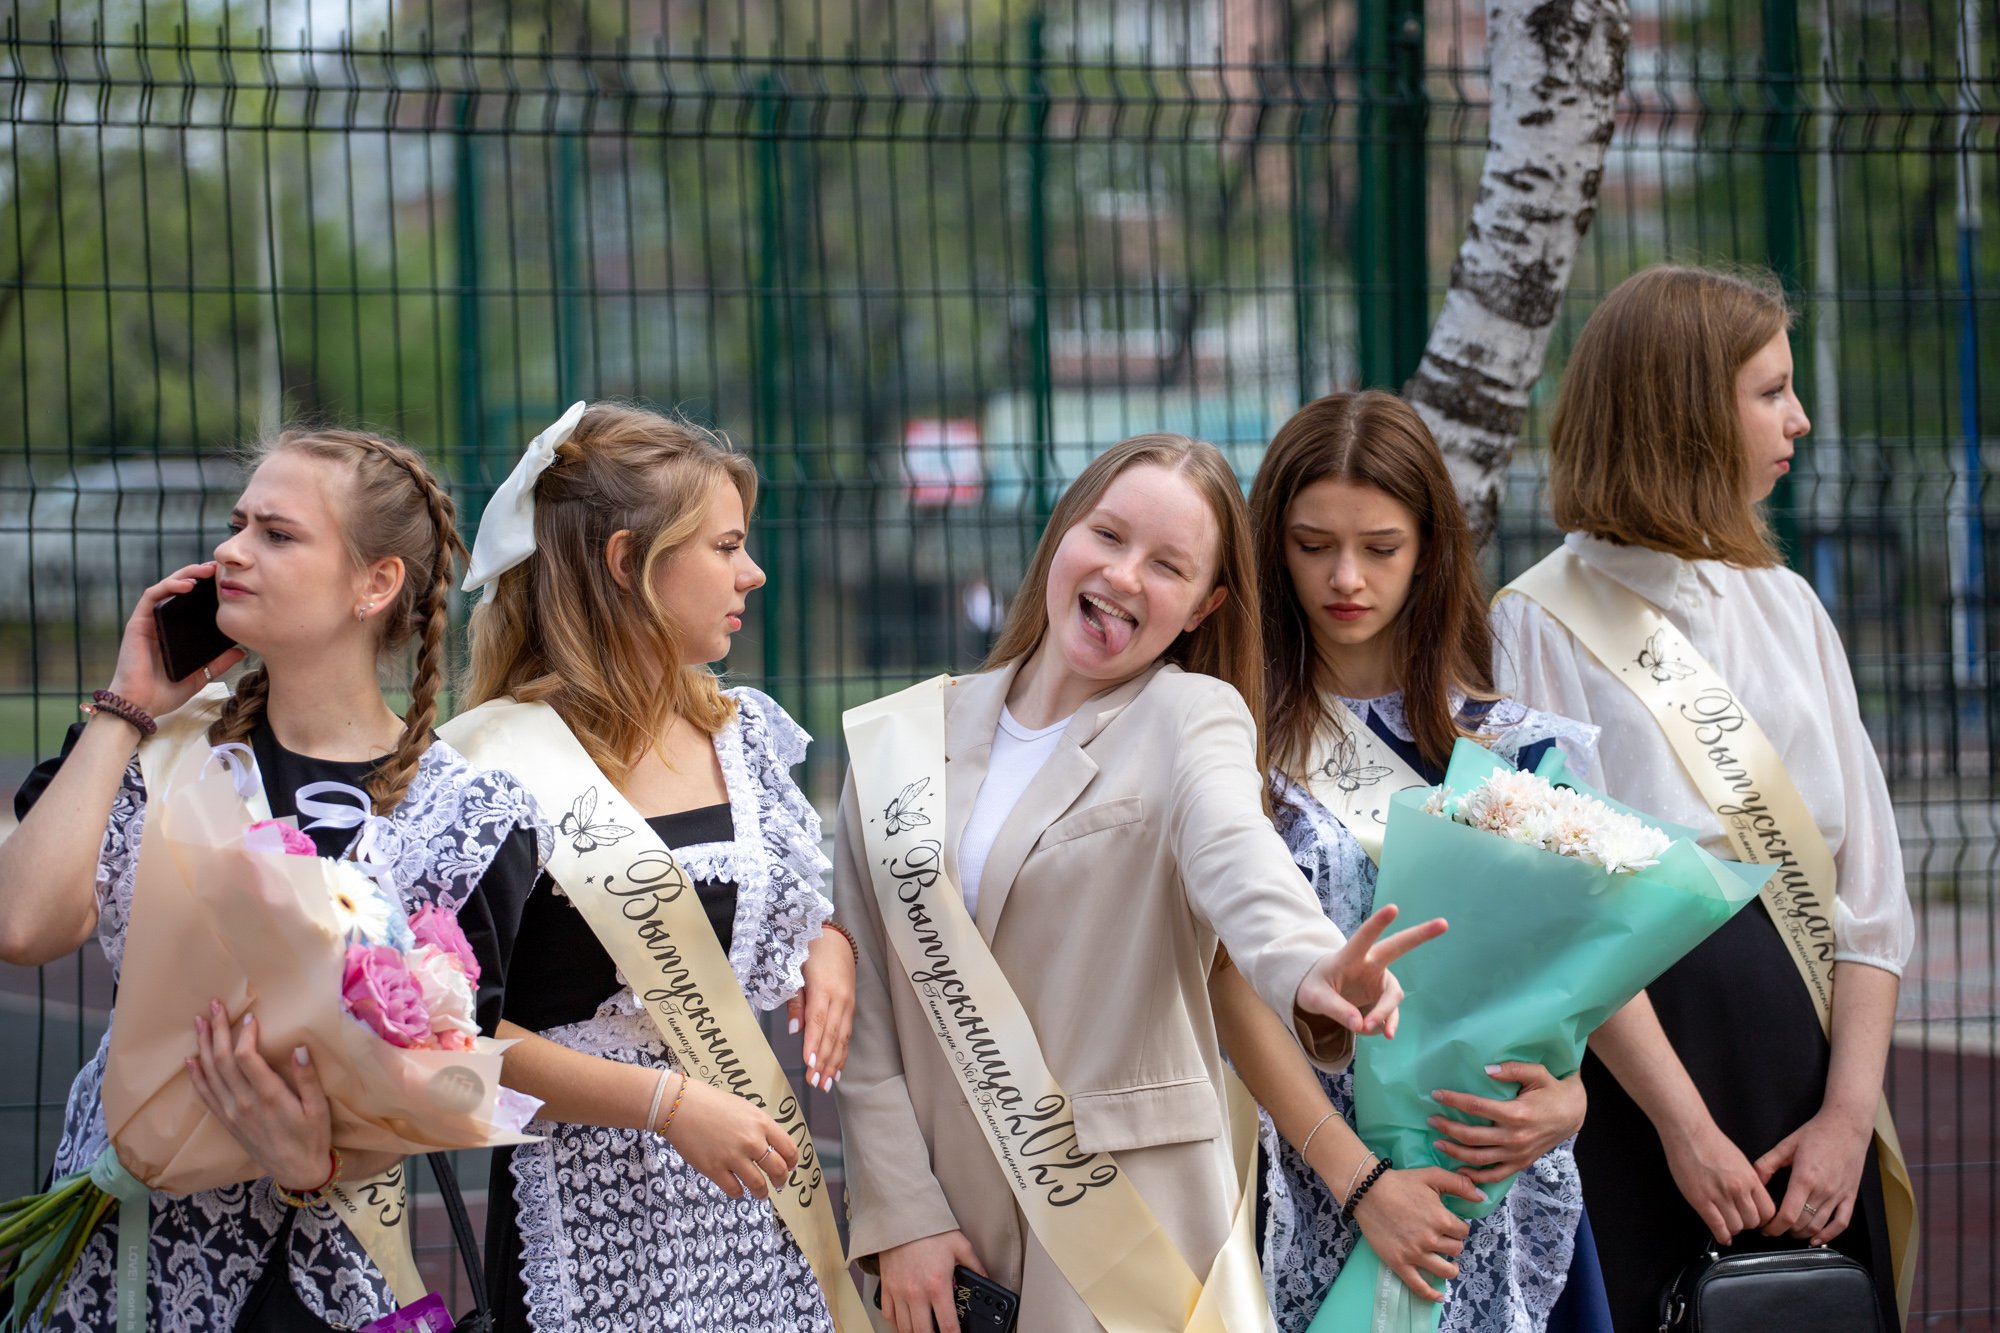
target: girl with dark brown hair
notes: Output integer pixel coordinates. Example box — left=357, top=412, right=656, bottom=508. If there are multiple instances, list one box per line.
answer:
left=1494, top=265, right=1914, bottom=1331
left=0, top=428, right=545, bottom=1330
left=1217, top=390, right=1611, bottom=1332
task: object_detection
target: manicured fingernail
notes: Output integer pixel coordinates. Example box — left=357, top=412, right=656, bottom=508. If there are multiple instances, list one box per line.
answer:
left=788, top=1018, right=801, bottom=1035
left=833, top=1070, right=842, bottom=1083
left=294, top=1046, right=310, bottom=1066
left=1431, top=1090, right=1445, bottom=1100
left=242, top=1013, right=253, bottom=1029
left=807, top=1051, right=817, bottom=1068
left=195, top=1016, right=208, bottom=1037
left=1483, top=1064, right=1502, bottom=1076
left=1434, top=1140, right=1448, bottom=1151
left=1472, top=1189, right=1488, bottom=1202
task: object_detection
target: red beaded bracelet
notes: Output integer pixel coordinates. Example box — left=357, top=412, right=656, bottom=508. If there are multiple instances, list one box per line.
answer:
left=80, top=689, right=158, bottom=738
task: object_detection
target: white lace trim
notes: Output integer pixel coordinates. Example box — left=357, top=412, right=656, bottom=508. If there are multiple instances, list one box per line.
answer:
left=41, top=735, right=545, bottom=1330
left=1259, top=693, right=1588, bottom=1331
left=504, top=997, right=834, bottom=1332
left=1335, top=690, right=1600, bottom=778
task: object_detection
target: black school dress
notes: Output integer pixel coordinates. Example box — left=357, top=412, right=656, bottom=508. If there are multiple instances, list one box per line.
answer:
left=1576, top=899, right=1899, bottom=1332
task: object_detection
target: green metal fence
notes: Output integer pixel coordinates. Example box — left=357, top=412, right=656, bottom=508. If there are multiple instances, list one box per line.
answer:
left=3, top=0, right=1996, bottom=1322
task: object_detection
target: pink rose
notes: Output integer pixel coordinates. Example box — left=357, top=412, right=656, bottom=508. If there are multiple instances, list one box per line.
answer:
left=408, top=904, right=480, bottom=985
left=341, top=945, right=433, bottom=1048
left=247, top=819, right=316, bottom=857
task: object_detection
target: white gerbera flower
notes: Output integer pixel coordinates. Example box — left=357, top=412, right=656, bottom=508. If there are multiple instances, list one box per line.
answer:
left=328, top=869, right=397, bottom=945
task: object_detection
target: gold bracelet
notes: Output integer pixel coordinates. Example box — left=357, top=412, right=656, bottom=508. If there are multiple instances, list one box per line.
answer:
left=657, top=1069, right=691, bottom=1139
left=1298, top=1110, right=1339, bottom=1162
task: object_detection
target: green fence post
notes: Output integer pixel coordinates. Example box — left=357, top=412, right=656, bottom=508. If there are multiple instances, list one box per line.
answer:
left=1293, top=92, right=1322, bottom=408
left=1355, top=0, right=1428, bottom=390
left=1026, top=8, right=1055, bottom=527
left=556, top=133, right=584, bottom=404
left=453, top=92, right=486, bottom=514
left=753, top=74, right=791, bottom=686
left=1762, top=0, right=1805, bottom=567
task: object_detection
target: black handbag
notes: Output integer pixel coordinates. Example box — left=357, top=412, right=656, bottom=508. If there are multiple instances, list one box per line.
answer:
left=234, top=1154, right=492, bottom=1333
left=1658, top=1244, right=1886, bottom=1333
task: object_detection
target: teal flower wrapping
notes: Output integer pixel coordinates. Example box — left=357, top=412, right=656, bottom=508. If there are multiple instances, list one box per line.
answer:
left=1310, top=739, right=1771, bottom=1333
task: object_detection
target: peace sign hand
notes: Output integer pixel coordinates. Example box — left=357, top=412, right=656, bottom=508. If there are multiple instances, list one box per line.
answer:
left=1295, top=905, right=1446, bottom=1040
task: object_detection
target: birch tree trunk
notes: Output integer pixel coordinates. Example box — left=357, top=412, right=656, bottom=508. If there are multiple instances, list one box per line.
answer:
left=1404, top=0, right=1631, bottom=540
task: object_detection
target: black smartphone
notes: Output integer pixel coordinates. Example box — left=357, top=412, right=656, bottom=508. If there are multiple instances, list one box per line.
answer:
left=871, top=1266, right=1019, bottom=1333
left=153, top=576, right=237, bottom=682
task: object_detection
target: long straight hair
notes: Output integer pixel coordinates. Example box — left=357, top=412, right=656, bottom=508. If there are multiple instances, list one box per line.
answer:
left=983, top=433, right=1266, bottom=745
left=1549, top=264, right=1790, bottom=567
left=1250, top=391, right=1495, bottom=781
left=464, top=404, right=758, bottom=780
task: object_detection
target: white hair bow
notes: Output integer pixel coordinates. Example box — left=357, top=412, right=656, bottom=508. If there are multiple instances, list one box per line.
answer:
left=462, top=401, right=589, bottom=602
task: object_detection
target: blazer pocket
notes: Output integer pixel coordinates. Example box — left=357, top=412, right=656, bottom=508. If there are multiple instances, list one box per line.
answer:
left=1070, top=1075, right=1223, bottom=1155
left=1035, top=796, right=1146, bottom=851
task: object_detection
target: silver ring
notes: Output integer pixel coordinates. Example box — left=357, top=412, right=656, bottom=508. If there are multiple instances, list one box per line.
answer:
left=755, top=1145, right=776, bottom=1167
left=1801, top=1202, right=1819, bottom=1217
left=202, top=666, right=212, bottom=683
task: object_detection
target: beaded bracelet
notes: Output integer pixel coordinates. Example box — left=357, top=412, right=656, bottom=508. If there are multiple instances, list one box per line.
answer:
left=274, top=1148, right=344, bottom=1208
left=80, top=689, right=158, bottom=738
left=1341, top=1155, right=1392, bottom=1219
left=822, top=920, right=859, bottom=963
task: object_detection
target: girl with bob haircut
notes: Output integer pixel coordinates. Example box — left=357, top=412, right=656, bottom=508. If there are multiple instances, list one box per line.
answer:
left=0, top=428, right=544, bottom=1329
left=834, top=432, right=1444, bottom=1333
left=1493, top=265, right=1915, bottom=1330
left=1217, top=390, right=1610, bottom=1332
left=453, top=402, right=857, bottom=1333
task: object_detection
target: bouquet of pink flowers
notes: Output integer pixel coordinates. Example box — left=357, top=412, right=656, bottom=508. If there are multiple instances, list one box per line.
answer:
left=1, top=751, right=538, bottom=1328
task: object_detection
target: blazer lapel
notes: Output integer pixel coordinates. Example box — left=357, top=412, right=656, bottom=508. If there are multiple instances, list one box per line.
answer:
left=969, top=663, right=1166, bottom=940
left=941, top=665, right=1013, bottom=898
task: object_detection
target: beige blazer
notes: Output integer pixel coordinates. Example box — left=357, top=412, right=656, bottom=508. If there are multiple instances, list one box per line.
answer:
left=833, top=662, right=1350, bottom=1332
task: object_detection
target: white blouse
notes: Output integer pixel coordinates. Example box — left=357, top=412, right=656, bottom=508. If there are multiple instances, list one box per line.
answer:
left=1491, top=531, right=1915, bottom=976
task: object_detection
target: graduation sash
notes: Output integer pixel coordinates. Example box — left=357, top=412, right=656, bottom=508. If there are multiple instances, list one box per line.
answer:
left=1499, top=547, right=1918, bottom=1325
left=1298, top=700, right=1431, bottom=866
left=140, top=686, right=423, bottom=1306
left=844, top=677, right=1270, bottom=1332
left=438, top=699, right=870, bottom=1330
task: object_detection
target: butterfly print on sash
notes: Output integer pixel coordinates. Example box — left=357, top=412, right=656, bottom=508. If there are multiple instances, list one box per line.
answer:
left=882, top=778, right=933, bottom=835
left=1318, top=735, right=1395, bottom=794
left=559, top=787, right=633, bottom=853
left=1635, top=630, right=1697, bottom=684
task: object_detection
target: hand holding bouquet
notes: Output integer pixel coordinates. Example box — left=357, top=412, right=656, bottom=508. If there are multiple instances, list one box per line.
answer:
left=1, top=751, right=538, bottom=1329
left=1309, top=740, right=1771, bottom=1333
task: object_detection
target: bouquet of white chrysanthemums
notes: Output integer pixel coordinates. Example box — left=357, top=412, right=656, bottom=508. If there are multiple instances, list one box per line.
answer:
left=1421, top=767, right=1671, bottom=875
left=1312, top=741, right=1769, bottom=1333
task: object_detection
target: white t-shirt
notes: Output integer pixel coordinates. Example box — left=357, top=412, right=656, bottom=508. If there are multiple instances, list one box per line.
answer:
left=958, top=705, right=1074, bottom=916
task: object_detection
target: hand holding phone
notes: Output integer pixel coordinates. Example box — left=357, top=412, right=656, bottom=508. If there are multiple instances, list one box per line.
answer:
left=152, top=573, right=238, bottom=682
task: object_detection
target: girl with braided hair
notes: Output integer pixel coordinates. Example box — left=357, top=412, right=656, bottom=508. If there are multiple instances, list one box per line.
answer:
left=0, top=428, right=548, bottom=1330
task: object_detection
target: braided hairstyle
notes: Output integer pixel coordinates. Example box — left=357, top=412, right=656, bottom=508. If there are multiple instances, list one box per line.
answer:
left=208, top=428, right=469, bottom=815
